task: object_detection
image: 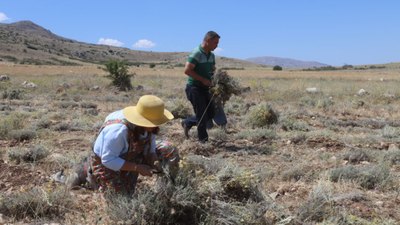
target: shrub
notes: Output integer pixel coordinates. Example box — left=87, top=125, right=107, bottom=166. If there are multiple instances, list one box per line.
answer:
left=273, top=65, right=283, bottom=71
left=2, top=89, right=24, bottom=100
left=80, top=102, right=97, bottom=109
left=297, top=181, right=333, bottom=222
left=35, top=117, right=52, bottom=129
left=8, top=129, right=37, bottom=141
left=104, top=60, right=134, bottom=91
left=381, top=125, right=399, bottom=139
left=7, top=145, right=49, bottom=163
left=383, top=147, right=400, bottom=165
left=342, top=64, right=353, bottom=69
left=342, top=149, right=370, bottom=163
left=0, top=186, right=74, bottom=220
left=58, top=101, right=79, bottom=109
left=245, top=103, right=278, bottom=128
left=281, top=164, right=309, bottom=181
left=0, top=113, right=26, bottom=138
left=281, top=117, right=311, bottom=131
left=165, top=98, right=191, bottom=119
left=329, top=165, right=391, bottom=189
left=234, top=127, right=276, bottom=143
left=103, top=154, right=274, bottom=224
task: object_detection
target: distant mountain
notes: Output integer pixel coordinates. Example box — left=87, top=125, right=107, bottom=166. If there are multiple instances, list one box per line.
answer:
left=0, top=21, right=260, bottom=68
left=246, top=56, right=329, bottom=69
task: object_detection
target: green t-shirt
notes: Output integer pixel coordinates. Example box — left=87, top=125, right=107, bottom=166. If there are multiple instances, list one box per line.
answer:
left=186, top=45, right=215, bottom=88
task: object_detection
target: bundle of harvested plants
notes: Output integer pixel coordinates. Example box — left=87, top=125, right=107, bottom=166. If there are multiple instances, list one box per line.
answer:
left=210, top=69, right=242, bottom=106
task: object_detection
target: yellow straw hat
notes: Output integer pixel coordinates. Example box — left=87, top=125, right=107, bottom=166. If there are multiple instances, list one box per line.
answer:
left=123, top=95, right=174, bottom=127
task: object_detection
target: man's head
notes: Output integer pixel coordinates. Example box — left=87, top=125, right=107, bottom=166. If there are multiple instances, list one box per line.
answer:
left=202, top=31, right=220, bottom=52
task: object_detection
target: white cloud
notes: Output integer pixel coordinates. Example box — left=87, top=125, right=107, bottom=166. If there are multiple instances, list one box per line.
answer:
left=213, top=47, right=223, bottom=55
left=0, top=12, right=10, bottom=22
left=132, top=39, right=156, bottom=49
left=97, top=38, right=124, bottom=47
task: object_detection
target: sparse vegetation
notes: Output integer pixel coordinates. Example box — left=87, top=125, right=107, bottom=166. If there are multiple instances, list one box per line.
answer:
left=1, top=64, right=400, bottom=224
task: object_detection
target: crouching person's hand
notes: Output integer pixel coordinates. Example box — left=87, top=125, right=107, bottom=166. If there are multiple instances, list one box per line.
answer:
left=136, top=164, right=154, bottom=176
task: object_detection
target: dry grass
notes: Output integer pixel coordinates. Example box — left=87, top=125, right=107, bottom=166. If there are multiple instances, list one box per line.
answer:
left=1, top=64, right=400, bottom=224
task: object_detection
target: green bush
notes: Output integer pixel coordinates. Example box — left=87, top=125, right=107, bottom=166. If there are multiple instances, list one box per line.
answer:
left=273, top=65, right=283, bottom=71
left=104, top=60, right=134, bottom=91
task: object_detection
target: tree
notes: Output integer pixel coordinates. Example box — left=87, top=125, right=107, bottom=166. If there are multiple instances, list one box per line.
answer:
left=104, top=60, right=134, bottom=91
left=273, top=65, right=283, bottom=71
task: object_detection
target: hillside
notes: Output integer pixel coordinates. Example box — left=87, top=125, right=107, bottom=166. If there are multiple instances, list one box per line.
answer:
left=246, top=56, right=329, bottom=69
left=0, top=21, right=260, bottom=68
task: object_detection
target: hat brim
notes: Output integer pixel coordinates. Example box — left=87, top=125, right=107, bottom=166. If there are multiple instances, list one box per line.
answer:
left=123, top=106, right=174, bottom=127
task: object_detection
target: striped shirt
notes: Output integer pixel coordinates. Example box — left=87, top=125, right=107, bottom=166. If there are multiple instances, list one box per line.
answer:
left=186, top=45, right=215, bottom=89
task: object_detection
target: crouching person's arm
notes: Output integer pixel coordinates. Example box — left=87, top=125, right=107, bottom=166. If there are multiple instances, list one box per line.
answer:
left=120, top=161, right=153, bottom=176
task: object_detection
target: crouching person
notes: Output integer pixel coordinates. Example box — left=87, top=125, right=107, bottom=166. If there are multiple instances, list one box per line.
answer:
left=86, top=95, right=175, bottom=196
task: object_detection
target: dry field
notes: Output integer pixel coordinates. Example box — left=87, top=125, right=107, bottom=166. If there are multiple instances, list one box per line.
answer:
left=1, top=63, right=400, bottom=224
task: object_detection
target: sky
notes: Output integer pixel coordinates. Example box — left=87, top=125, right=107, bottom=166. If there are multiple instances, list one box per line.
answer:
left=1, top=0, right=399, bottom=66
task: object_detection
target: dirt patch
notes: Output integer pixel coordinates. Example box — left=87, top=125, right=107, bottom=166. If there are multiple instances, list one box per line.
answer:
left=306, top=137, right=345, bottom=151
left=0, top=161, right=48, bottom=193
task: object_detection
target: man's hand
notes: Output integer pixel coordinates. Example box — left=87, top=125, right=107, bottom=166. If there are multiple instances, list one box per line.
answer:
left=184, top=62, right=212, bottom=87
left=202, top=78, right=212, bottom=87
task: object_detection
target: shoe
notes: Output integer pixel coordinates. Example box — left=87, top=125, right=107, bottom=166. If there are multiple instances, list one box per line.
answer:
left=181, top=120, right=190, bottom=139
left=199, top=137, right=208, bottom=143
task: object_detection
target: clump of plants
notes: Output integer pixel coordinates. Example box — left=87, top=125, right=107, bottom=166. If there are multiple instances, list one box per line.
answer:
left=2, top=89, right=24, bottom=100
left=245, top=102, right=279, bottom=128
left=273, top=65, right=283, bottom=71
left=297, top=181, right=333, bottom=222
left=7, top=145, right=49, bottom=164
left=166, top=98, right=192, bottom=119
left=104, top=60, right=134, bottom=91
left=210, top=69, right=242, bottom=107
left=8, top=129, right=37, bottom=141
left=342, top=149, right=370, bottom=164
left=104, top=154, right=283, bottom=225
left=0, top=186, right=75, bottom=220
left=329, top=164, right=391, bottom=189
left=0, top=112, right=27, bottom=139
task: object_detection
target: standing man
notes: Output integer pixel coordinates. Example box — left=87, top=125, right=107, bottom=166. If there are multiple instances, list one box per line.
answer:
left=182, top=31, right=220, bottom=143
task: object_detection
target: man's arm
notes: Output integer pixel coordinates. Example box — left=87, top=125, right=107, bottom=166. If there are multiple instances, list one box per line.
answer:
left=184, top=62, right=211, bottom=87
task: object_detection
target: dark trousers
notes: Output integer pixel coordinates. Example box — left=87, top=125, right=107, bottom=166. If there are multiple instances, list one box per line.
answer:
left=187, top=102, right=227, bottom=129
left=184, top=84, right=215, bottom=141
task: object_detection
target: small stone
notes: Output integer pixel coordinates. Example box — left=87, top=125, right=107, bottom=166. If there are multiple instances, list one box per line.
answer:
left=375, top=201, right=384, bottom=207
